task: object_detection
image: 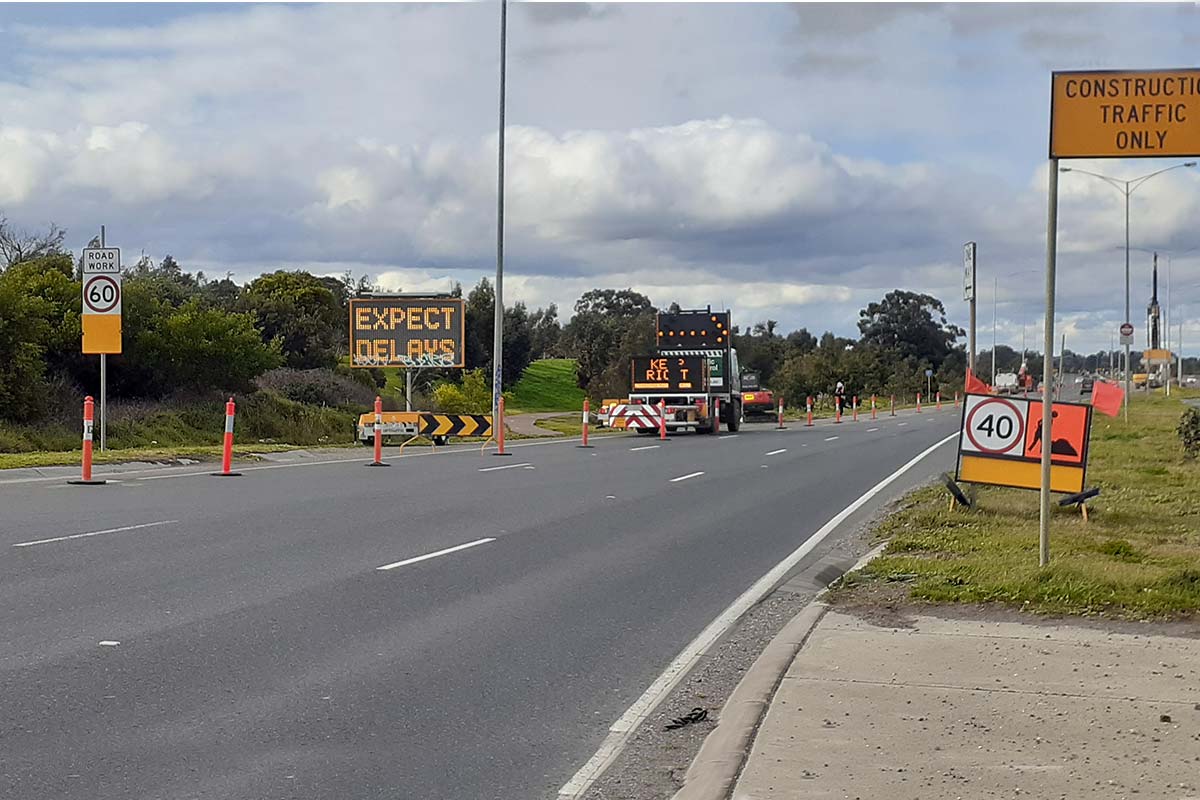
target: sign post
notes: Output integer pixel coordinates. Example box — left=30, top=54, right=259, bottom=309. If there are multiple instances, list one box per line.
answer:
left=1044, top=67, right=1200, bottom=564
left=964, top=241, right=977, bottom=376
left=82, top=229, right=121, bottom=452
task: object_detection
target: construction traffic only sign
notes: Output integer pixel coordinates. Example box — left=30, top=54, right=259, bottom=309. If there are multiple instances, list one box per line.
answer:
left=81, top=247, right=122, bottom=354
left=956, top=393, right=1093, bottom=494
left=1051, top=69, right=1200, bottom=158
left=349, top=297, right=465, bottom=368
left=417, top=413, right=492, bottom=439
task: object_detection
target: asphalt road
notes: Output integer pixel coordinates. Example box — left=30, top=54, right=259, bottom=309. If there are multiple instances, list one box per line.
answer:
left=0, top=406, right=959, bottom=800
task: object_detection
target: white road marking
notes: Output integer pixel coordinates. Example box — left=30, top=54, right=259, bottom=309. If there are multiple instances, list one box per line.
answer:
left=899, top=422, right=909, bottom=426
left=824, top=436, right=839, bottom=441
left=765, top=449, right=787, bottom=456
left=718, top=434, right=739, bottom=439
left=557, top=430, right=959, bottom=799
left=867, top=427, right=879, bottom=432
left=629, top=445, right=660, bottom=451
left=478, top=462, right=532, bottom=473
left=12, top=520, right=179, bottom=548
left=669, top=471, right=704, bottom=483
left=99, top=641, right=120, bottom=647
left=376, top=537, right=496, bottom=571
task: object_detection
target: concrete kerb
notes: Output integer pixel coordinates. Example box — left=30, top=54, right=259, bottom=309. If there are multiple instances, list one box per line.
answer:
left=669, top=542, right=890, bottom=800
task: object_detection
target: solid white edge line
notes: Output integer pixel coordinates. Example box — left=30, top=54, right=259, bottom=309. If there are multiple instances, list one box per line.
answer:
left=668, top=471, right=705, bottom=483
left=765, top=448, right=787, bottom=456
left=478, top=462, right=532, bottom=473
left=13, top=520, right=179, bottom=548
left=376, top=537, right=495, bottom=571
left=556, top=430, right=958, bottom=799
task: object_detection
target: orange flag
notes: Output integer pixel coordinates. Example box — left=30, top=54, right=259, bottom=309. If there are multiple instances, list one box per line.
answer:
left=1092, top=379, right=1124, bottom=417
left=964, top=369, right=992, bottom=395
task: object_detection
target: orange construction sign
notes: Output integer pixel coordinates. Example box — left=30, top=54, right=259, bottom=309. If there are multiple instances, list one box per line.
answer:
left=956, top=393, right=1093, bottom=494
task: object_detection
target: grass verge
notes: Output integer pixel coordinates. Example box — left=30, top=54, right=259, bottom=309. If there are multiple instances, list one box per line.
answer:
left=532, top=414, right=626, bottom=437
left=831, top=390, right=1200, bottom=618
left=508, top=359, right=585, bottom=413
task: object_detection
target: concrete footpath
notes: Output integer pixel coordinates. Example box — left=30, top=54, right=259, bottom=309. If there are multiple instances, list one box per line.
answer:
left=681, top=608, right=1200, bottom=800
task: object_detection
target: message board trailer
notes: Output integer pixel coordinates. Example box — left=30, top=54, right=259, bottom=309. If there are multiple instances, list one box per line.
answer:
left=350, top=296, right=465, bottom=368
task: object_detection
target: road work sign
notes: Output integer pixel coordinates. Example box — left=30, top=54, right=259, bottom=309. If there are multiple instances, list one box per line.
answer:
left=630, top=355, right=708, bottom=393
left=656, top=310, right=731, bottom=351
left=349, top=297, right=464, bottom=368
left=956, top=393, right=1092, bottom=494
left=81, top=247, right=122, bottom=354
left=1051, top=69, right=1200, bottom=158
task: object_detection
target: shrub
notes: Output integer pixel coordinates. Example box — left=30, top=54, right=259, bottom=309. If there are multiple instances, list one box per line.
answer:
left=255, top=368, right=377, bottom=410
left=431, top=368, right=494, bottom=414
left=1178, top=407, right=1200, bottom=459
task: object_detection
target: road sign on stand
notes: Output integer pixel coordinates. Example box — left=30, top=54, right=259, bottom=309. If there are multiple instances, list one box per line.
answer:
left=1120, top=322, right=1134, bottom=346
left=349, top=296, right=465, bottom=368
left=81, top=247, right=122, bottom=354
left=956, top=393, right=1092, bottom=494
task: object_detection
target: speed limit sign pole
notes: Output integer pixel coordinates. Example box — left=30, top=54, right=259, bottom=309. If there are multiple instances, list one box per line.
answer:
left=81, top=228, right=122, bottom=452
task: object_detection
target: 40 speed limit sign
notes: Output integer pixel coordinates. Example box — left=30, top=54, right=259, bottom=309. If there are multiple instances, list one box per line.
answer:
left=962, top=396, right=1024, bottom=455
left=81, top=246, right=122, bottom=354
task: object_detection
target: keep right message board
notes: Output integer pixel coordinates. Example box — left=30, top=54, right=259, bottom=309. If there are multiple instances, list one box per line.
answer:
left=956, top=393, right=1093, bottom=494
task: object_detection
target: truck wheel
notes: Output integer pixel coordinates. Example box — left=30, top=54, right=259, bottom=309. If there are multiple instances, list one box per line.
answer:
left=727, top=402, right=742, bottom=432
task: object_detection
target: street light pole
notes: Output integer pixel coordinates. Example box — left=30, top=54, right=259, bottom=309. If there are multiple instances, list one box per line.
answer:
left=1059, top=161, right=1196, bottom=421
left=992, top=276, right=997, bottom=383
left=492, top=0, right=507, bottom=423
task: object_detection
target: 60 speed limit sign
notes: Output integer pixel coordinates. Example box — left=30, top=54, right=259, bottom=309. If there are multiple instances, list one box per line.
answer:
left=962, top=396, right=1025, bottom=455
left=83, top=274, right=121, bottom=315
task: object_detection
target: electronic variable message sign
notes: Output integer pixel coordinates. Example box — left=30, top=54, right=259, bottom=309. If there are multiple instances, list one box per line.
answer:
left=350, top=297, right=464, bottom=368
left=656, top=310, right=731, bottom=351
left=1051, top=69, right=1200, bottom=158
left=956, top=394, right=1093, bottom=494
left=630, top=355, right=708, bottom=393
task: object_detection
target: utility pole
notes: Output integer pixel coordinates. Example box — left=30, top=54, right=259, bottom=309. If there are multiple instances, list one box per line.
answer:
left=99, top=225, right=107, bottom=452
left=491, top=0, right=507, bottom=423
left=991, top=275, right=997, bottom=383
left=965, top=242, right=977, bottom=375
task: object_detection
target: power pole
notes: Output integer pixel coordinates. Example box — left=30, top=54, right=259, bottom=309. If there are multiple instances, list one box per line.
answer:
left=491, top=0, right=507, bottom=422
left=965, top=242, right=977, bottom=375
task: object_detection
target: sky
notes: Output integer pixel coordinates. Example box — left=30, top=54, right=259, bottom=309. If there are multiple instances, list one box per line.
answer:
left=2, top=1, right=1200, bottom=358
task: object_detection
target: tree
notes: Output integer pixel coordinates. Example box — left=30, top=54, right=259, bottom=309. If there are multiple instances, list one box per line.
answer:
left=857, top=290, right=963, bottom=368
left=0, top=274, right=53, bottom=420
left=239, top=271, right=341, bottom=369
left=529, top=304, right=562, bottom=359
left=561, top=288, right=656, bottom=395
left=0, top=216, right=66, bottom=269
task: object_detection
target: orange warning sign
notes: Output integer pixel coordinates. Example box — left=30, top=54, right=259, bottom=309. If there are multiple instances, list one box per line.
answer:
left=1024, top=401, right=1090, bottom=467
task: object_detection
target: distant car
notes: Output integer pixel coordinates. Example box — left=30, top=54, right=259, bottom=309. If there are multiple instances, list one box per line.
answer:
left=1080, top=376, right=1094, bottom=395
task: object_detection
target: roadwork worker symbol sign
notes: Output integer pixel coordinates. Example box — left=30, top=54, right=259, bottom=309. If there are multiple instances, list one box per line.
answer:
left=956, top=393, right=1092, bottom=494
left=349, top=297, right=465, bottom=368
left=1051, top=69, right=1200, bottom=158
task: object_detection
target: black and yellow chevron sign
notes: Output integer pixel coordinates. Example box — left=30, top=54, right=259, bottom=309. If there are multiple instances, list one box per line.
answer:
left=418, top=413, right=493, bottom=438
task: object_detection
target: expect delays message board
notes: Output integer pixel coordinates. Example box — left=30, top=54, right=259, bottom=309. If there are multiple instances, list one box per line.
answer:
left=349, top=297, right=464, bottom=368
left=956, top=393, right=1093, bottom=495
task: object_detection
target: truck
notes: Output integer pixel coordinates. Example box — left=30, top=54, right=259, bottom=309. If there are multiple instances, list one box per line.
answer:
left=739, top=372, right=776, bottom=419
left=624, top=307, right=742, bottom=434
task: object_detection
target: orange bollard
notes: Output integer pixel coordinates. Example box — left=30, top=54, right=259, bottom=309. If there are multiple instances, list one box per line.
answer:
left=806, top=396, right=814, bottom=427
left=937, top=391, right=942, bottom=411
left=777, top=397, right=786, bottom=430
left=658, top=400, right=668, bottom=440
left=713, top=397, right=720, bottom=434
left=68, top=396, right=107, bottom=485
left=954, top=391, right=960, bottom=408
left=871, top=395, right=877, bottom=420
left=366, top=395, right=390, bottom=466
left=852, top=396, right=859, bottom=422
left=212, top=396, right=243, bottom=476
left=916, top=392, right=922, bottom=413
left=578, top=398, right=592, bottom=448
left=835, top=396, right=842, bottom=424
